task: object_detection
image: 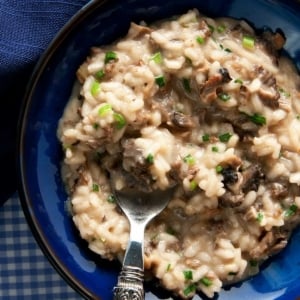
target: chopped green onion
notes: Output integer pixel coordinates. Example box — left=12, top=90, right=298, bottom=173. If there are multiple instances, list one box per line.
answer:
left=93, top=123, right=99, bottom=130
left=279, top=88, right=290, bottom=98
left=200, top=276, right=213, bottom=287
left=155, top=75, right=166, bottom=87
left=297, top=115, right=300, bottom=121
left=228, top=271, right=238, bottom=276
left=219, top=132, right=232, bottom=143
left=104, top=51, right=117, bottom=64
left=166, top=227, right=177, bottom=236
left=256, top=211, right=264, bottom=223
left=182, top=78, right=191, bottom=93
left=107, top=194, right=116, bottom=203
left=249, top=260, right=258, bottom=267
left=92, top=183, right=99, bottom=192
left=166, top=263, right=172, bottom=272
left=202, top=134, right=210, bottom=142
left=224, top=47, right=232, bottom=53
left=183, top=154, right=195, bottom=165
left=95, top=69, right=105, bottom=80
left=91, top=80, right=101, bottom=96
left=208, top=24, right=215, bottom=33
left=146, top=153, right=154, bottom=164
left=284, top=204, right=298, bottom=217
left=242, top=35, right=255, bottom=49
left=219, top=44, right=232, bottom=53
left=216, top=165, right=223, bottom=173
left=217, top=91, right=231, bottom=101
left=189, top=180, right=197, bottom=191
left=212, top=146, right=219, bottom=152
left=150, top=52, right=163, bottom=64
left=217, top=24, right=226, bottom=33
left=185, top=57, right=193, bottom=65
left=183, top=270, right=193, bottom=281
left=183, top=284, right=197, bottom=296
left=98, top=103, right=112, bottom=116
left=234, top=78, right=243, bottom=84
left=113, top=113, right=126, bottom=129
left=248, top=113, right=266, bottom=126
left=196, top=36, right=205, bottom=44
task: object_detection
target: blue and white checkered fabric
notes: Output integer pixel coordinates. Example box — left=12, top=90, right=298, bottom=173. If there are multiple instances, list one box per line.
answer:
left=0, top=193, right=83, bottom=300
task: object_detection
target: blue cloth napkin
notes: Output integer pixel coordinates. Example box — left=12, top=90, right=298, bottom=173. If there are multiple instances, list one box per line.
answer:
left=0, top=0, right=90, bottom=204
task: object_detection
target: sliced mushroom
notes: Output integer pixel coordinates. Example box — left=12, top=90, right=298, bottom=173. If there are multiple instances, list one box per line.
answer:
left=241, top=164, right=265, bottom=193
left=219, top=67, right=232, bottom=83
left=169, top=111, right=195, bottom=130
left=254, top=66, right=280, bottom=109
left=199, top=73, right=223, bottom=103
left=121, top=139, right=154, bottom=191
left=219, top=192, right=244, bottom=208
left=249, top=229, right=289, bottom=260
left=127, top=22, right=152, bottom=39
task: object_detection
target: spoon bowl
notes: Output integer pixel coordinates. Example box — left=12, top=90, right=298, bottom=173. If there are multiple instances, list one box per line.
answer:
left=111, top=179, right=175, bottom=300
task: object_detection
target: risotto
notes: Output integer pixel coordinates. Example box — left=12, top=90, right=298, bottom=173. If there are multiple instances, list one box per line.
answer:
left=57, top=9, right=300, bottom=298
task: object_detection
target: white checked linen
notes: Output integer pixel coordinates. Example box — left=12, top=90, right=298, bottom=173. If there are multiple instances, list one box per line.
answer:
left=0, top=193, right=83, bottom=300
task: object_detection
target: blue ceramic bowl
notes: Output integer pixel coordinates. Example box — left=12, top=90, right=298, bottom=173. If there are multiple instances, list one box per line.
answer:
left=18, top=0, right=300, bottom=299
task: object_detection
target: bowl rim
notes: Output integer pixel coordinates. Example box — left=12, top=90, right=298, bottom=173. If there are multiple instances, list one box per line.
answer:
left=16, top=0, right=300, bottom=299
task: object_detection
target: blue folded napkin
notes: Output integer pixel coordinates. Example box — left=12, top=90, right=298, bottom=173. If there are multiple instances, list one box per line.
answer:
left=0, top=0, right=89, bottom=204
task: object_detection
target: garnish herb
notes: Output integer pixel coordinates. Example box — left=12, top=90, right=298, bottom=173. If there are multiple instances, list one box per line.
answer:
left=217, top=92, right=231, bottom=101
left=183, top=284, right=196, bottom=296
left=155, top=75, right=166, bottom=87
left=196, top=36, right=205, bottom=44
left=249, top=260, right=258, bottom=267
left=219, top=44, right=232, bottom=53
left=104, top=51, right=117, bottom=64
left=208, top=24, right=215, bottom=33
left=93, top=123, right=99, bottom=130
left=95, top=69, right=105, bottom=80
left=279, top=88, right=290, bottom=98
left=185, top=57, right=193, bottom=65
left=242, top=35, right=255, bottom=49
left=150, top=52, right=163, bottom=64
left=256, top=211, right=264, bottom=223
left=212, top=146, right=219, bottom=152
left=166, top=263, right=172, bottom=272
left=248, top=113, right=266, bottom=126
left=146, top=153, right=154, bottom=164
left=166, top=227, right=177, bottom=236
left=182, top=78, right=192, bottom=93
left=92, top=183, right=99, bottom=192
left=234, top=78, right=243, bottom=84
left=228, top=271, right=238, bottom=276
left=91, top=80, right=101, bottom=96
left=107, top=194, right=116, bottom=203
left=183, top=154, right=196, bottom=165
left=113, top=113, right=126, bottom=129
left=217, top=24, right=226, bottom=33
left=98, top=103, right=112, bottom=116
left=183, top=270, right=193, bottom=281
left=200, top=276, right=213, bottom=287
left=189, top=180, right=197, bottom=191
left=297, top=115, right=300, bottom=121
left=202, top=134, right=210, bottom=142
left=284, top=204, right=298, bottom=217
left=216, top=165, right=223, bottom=173
left=219, top=132, right=232, bottom=142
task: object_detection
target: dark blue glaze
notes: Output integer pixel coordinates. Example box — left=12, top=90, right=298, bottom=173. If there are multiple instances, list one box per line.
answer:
left=18, top=0, right=300, bottom=299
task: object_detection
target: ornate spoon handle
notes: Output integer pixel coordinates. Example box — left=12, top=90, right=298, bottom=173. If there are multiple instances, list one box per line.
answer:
left=113, top=220, right=146, bottom=300
left=113, top=266, right=144, bottom=300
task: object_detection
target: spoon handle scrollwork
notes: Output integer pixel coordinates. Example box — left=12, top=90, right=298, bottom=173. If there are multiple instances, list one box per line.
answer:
left=113, top=266, right=144, bottom=300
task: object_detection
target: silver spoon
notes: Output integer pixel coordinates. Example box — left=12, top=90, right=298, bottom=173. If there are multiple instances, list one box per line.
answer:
left=112, top=177, right=175, bottom=300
